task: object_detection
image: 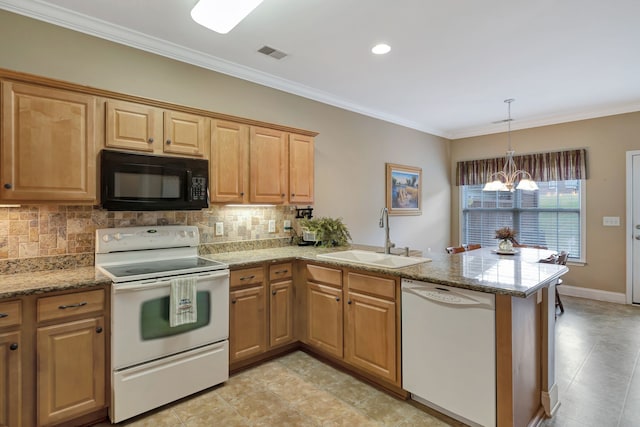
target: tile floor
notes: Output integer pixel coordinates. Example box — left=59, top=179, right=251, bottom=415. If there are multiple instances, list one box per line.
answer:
left=95, top=296, right=640, bottom=427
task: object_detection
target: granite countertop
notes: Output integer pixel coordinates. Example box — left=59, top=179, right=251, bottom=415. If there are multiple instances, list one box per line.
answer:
left=204, top=245, right=568, bottom=298
left=0, top=267, right=110, bottom=299
left=0, top=244, right=567, bottom=300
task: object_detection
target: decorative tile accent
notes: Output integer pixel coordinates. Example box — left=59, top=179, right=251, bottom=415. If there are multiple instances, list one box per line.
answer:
left=0, top=204, right=298, bottom=274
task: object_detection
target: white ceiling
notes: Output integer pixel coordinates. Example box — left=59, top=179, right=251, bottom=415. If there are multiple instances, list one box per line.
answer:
left=2, top=0, right=639, bottom=139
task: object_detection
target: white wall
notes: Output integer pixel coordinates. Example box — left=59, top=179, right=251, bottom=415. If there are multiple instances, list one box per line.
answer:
left=0, top=10, right=451, bottom=255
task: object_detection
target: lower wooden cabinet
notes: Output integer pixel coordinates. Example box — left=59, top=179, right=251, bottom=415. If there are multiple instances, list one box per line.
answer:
left=0, top=330, right=22, bottom=427
left=269, top=262, right=294, bottom=348
left=0, top=287, right=108, bottom=427
left=344, top=273, right=399, bottom=383
left=229, top=285, right=267, bottom=362
left=37, top=316, right=106, bottom=426
left=307, top=282, right=343, bottom=358
left=304, top=265, right=400, bottom=386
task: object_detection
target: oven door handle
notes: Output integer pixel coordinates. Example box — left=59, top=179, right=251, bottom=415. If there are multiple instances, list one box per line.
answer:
left=113, top=270, right=229, bottom=292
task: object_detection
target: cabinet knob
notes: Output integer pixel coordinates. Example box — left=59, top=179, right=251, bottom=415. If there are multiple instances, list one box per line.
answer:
left=240, top=192, right=245, bottom=196
left=281, top=193, right=285, bottom=197
left=231, top=299, right=237, bottom=304
left=9, top=343, right=18, bottom=351
left=272, top=290, right=277, bottom=296
left=3, top=183, right=12, bottom=189
left=166, top=139, right=172, bottom=145
left=148, top=137, right=154, bottom=143
left=291, top=193, right=296, bottom=197
left=96, top=326, right=103, bottom=334
left=335, top=297, right=340, bottom=302
left=347, top=300, right=352, bottom=305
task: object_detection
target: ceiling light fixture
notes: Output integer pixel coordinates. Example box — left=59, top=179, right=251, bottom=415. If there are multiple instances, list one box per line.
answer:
left=371, top=43, right=391, bottom=55
left=191, top=0, right=263, bottom=34
left=483, top=99, right=538, bottom=192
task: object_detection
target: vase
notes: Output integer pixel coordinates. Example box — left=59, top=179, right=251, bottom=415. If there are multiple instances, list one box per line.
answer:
left=498, top=239, right=513, bottom=252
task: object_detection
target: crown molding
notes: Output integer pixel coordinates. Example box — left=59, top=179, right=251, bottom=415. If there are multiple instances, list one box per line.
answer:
left=448, top=102, right=640, bottom=140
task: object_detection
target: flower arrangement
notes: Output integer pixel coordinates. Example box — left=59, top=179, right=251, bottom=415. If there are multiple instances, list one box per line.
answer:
left=495, top=226, right=517, bottom=241
left=299, top=217, right=352, bottom=247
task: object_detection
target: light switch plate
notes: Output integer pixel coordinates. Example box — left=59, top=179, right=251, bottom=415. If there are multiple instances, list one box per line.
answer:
left=268, top=220, right=276, bottom=233
left=603, top=216, right=620, bottom=227
left=215, top=222, right=224, bottom=236
left=284, top=220, right=292, bottom=230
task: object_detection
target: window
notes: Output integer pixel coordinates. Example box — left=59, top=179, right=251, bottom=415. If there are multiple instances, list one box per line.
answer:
left=461, top=180, right=584, bottom=260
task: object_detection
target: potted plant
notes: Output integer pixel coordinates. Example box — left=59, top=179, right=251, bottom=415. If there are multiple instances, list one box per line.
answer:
left=495, top=226, right=517, bottom=251
left=299, top=217, right=352, bottom=247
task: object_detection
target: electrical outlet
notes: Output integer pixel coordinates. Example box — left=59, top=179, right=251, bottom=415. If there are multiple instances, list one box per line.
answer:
left=215, top=222, right=224, bottom=236
left=268, top=220, right=276, bottom=233
left=284, top=220, right=292, bottom=230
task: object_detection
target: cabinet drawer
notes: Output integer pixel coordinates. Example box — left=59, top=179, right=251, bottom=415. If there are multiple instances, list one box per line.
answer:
left=307, top=264, right=342, bottom=287
left=0, top=300, right=22, bottom=328
left=347, top=272, right=396, bottom=300
left=37, top=289, right=105, bottom=323
left=269, top=262, right=292, bottom=281
left=230, top=266, right=264, bottom=288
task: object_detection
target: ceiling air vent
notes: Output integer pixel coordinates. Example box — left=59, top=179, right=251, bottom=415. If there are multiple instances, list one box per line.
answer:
left=258, top=45, right=287, bottom=60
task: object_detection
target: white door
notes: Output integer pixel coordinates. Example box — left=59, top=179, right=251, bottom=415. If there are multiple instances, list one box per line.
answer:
left=628, top=152, right=640, bottom=304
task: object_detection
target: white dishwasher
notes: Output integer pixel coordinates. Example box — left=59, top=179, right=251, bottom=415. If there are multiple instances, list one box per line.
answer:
left=401, top=279, right=496, bottom=427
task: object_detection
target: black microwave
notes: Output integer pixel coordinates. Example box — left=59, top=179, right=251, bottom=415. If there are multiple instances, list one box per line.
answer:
left=100, top=149, right=209, bottom=211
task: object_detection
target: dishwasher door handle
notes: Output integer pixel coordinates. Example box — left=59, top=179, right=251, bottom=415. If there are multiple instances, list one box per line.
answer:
left=403, top=286, right=493, bottom=309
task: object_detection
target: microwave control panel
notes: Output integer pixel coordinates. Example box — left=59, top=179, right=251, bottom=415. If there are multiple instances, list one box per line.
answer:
left=191, top=176, right=207, bottom=201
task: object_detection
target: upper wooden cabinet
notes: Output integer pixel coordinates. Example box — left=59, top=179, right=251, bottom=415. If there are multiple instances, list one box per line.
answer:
left=249, top=126, right=288, bottom=204
left=105, top=99, right=206, bottom=157
left=210, top=120, right=249, bottom=203
left=289, top=134, right=314, bottom=204
left=0, top=81, right=97, bottom=203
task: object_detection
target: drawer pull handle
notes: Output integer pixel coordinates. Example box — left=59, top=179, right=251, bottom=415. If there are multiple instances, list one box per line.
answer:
left=0, top=313, right=8, bottom=318
left=275, top=269, right=289, bottom=274
left=96, top=327, right=103, bottom=334
left=58, top=301, right=88, bottom=309
left=240, top=275, right=256, bottom=281
left=9, top=343, right=18, bottom=351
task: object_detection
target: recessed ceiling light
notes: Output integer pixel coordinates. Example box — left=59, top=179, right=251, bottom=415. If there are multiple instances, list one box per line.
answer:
left=191, top=0, right=263, bottom=34
left=371, top=43, right=391, bottom=55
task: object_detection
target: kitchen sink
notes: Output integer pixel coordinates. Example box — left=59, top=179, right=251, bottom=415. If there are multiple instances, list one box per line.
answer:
left=317, top=249, right=431, bottom=269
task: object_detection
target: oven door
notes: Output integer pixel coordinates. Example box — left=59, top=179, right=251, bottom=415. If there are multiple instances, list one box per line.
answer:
left=111, top=270, right=229, bottom=370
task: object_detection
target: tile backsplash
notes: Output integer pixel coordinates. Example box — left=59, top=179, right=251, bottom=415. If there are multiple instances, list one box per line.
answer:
left=0, top=204, right=298, bottom=261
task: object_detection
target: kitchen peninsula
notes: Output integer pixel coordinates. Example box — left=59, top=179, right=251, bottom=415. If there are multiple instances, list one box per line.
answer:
left=0, top=245, right=566, bottom=427
left=204, top=244, right=567, bottom=427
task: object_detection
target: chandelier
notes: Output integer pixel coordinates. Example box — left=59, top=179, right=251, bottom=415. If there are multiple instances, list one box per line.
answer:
left=483, top=99, right=538, bottom=192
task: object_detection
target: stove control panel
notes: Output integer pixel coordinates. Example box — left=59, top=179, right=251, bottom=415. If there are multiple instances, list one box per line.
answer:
left=96, top=226, right=200, bottom=254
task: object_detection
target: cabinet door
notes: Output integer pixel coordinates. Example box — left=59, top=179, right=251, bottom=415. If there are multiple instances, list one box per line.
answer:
left=1, top=82, right=96, bottom=202
left=229, top=285, right=267, bottom=362
left=37, top=317, right=106, bottom=426
left=0, top=331, right=21, bottom=427
left=270, top=280, right=294, bottom=348
left=249, top=127, right=288, bottom=204
left=105, top=99, right=162, bottom=152
left=210, top=120, right=248, bottom=203
left=307, top=282, right=343, bottom=358
left=163, top=110, right=207, bottom=157
left=289, top=134, right=314, bottom=204
left=345, top=291, right=397, bottom=383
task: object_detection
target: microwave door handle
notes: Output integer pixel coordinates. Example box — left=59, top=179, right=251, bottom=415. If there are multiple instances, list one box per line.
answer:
left=186, top=170, right=193, bottom=201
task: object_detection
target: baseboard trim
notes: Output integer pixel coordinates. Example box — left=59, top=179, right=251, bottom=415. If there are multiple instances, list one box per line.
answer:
left=541, top=383, right=560, bottom=417
left=557, top=285, right=626, bottom=304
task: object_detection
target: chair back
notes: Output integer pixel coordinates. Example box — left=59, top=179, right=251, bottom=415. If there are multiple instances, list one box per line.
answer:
left=446, top=246, right=466, bottom=254
left=513, top=243, right=548, bottom=249
left=556, top=251, right=569, bottom=266
left=465, top=244, right=482, bottom=251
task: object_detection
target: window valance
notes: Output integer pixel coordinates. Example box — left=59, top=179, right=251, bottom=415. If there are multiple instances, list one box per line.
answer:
left=455, top=148, right=588, bottom=186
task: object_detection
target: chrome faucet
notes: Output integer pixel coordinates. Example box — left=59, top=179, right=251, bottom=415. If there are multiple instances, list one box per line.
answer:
left=379, top=207, right=395, bottom=254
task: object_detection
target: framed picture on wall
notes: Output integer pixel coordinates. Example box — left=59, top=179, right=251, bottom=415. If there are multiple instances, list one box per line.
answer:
left=385, top=163, right=422, bottom=215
